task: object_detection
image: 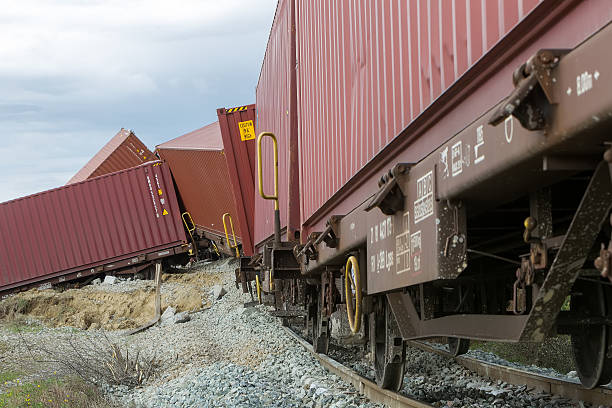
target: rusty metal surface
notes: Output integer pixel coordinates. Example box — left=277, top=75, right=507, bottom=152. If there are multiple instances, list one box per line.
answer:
left=301, top=0, right=609, bottom=237
left=156, top=122, right=242, bottom=240
left=520, top=161, right=612, bottom=342
left=68, top=129, right=153, bottom=184
left=0, top=161, right=187, bottom=293
left=217, top=105, right=257, bottom=255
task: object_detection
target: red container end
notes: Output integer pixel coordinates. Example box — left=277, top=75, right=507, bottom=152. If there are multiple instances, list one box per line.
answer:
left=156, top=122, right=243, bottom=243
left=0, top=161, right=187, bottom=293
left=217, top=105, right=256, bottom=256
left=68, top=129, right=154, bottom=184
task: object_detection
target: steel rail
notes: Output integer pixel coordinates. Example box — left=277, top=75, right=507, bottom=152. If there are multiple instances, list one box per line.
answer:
left=408, top=341, right=612, bottom=406
left=282, top=327, right=432, bottom=408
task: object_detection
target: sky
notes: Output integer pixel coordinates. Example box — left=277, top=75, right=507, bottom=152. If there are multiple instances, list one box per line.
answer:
left=0, top=0, right=277, bottom=202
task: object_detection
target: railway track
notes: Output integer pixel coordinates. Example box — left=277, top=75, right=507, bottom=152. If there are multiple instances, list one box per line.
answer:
left=408, top=341, right=612, bottom=407
left=283, top=325, right=612, bottom=407
left=282, top=327, right=432, bottom=408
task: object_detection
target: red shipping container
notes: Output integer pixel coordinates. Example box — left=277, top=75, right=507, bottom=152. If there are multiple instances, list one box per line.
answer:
left=156, top=122, right=243, bottom=245
left=217, top=105, right=257, bottom=256
left=68, top=129, right=154, bottom=184
left=0, top=161, right=187, bottom=293
left=254, top=0, right=612, bottom=246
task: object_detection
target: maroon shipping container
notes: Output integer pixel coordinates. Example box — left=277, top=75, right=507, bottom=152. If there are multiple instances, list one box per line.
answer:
left=254, top=0, right=612, bottom=247
left=0, top=161, right=187, bottom=293
left=156, top=122, right=243, bottom=246
left=217, top=105, right=257, bottom=256
left=68, top=129, right=154, bottom=184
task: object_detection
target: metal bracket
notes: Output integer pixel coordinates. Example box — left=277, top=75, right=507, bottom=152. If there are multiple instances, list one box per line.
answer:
left=315, top=216, right=342, bottom=248
left=489, top=49, right=570, bottom=130
left=365, top=163, right=412, bottom=215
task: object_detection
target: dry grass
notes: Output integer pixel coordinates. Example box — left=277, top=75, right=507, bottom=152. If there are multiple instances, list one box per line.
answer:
left=19, top=332, right=159, bottom=388
left=0, top=376, right=122, bottom=408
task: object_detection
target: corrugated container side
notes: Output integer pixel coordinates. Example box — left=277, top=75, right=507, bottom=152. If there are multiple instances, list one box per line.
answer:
left=217, top=105, right=257, bottom=256
left=299, top=0, right=612, bottom=236
left=68, top=129, right=154, bottom=184
left=295, top=0, right=546, bottom=225
left=156, top=147, right=241, bottom=239
left=0, top=161, right=186, bottom=292
left=255, top=0, right=292, bottom=246
left=255, top=0, right=612, bottom=245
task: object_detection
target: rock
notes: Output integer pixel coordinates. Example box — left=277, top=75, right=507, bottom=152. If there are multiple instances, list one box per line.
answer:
left=91, top=278, right=101, bottom=285
left=174, top=311, right=190, bottom=324
left=103, top=275, right=117, bottom=284
left=161, top=306, right=176, bottom=323
left=211, top=285, right=227, bottom=300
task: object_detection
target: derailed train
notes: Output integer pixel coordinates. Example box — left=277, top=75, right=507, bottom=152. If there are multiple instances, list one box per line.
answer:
left=0, top=109, right=252, bottom=295
left=231, top=0, right=612, bottom=391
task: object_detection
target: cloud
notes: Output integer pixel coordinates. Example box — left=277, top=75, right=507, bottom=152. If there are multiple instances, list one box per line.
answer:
left=0, top=0, right=276, bottom=202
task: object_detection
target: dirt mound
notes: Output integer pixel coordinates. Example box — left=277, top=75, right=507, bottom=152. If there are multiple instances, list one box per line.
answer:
left=0, top=267, right=224, bottom=330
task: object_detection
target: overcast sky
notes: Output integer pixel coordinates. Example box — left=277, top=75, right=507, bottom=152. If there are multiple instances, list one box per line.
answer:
left=0, top=0, right=276, bottom=202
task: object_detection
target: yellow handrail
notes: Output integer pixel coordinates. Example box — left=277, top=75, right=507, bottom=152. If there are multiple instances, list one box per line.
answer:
left=222, top=212, right=240, bottom=258
left=181, top=212, right=196, bottom=238
left=256, top=132, right=279, bottom=210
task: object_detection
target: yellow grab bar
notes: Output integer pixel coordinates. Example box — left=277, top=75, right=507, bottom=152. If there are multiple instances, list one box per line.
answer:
left=257, top=132, right=279, bottom=210
left=181, top=212, right=196, bottom=238
left=223, top=212, right=240, bottom=258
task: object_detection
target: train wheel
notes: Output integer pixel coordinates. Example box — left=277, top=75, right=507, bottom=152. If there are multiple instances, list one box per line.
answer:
left=570, top=279, right=612, bottom=389
left=373, top=298, right=405, bottom=391
left=447, top=337, right=470, bottom=356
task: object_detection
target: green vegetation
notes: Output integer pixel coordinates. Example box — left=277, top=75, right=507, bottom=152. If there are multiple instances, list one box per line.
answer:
left=0, top=376, right=120, bottom=408
left=471, top=335, right=575, bottom=374
left=0, top=370, right=23, bottom=385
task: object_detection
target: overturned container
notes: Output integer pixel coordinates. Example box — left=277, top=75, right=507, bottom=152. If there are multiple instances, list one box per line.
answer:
left=0, top=161, right=189, bottom=294
left=156, top=121, right=243, bottom=255
left=68, top=128, right=154, bottom=184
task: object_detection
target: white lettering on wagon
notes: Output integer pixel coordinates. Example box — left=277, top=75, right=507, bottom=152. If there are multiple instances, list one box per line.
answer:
left=147, top=175, right=160, bottom=218
left=157, top=250, right=170, bottom=256
left=410, top=231, right=422, bottom=274
left=451, top=141, right=463, bottom=176
left=395, top=211, right=411, bottom=274
left=440, top=147, right=449, bottom=178
left=474, top=125, right=485, bottom=164
left=370, top=217, right=394, bottom=274
left=576, top=71, right=593, bottom=96
left=414, top=171, right=434, bottom=224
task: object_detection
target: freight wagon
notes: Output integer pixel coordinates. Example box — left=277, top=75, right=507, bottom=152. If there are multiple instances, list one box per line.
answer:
left=68, top=128, right=153, bottom=184
left=233, top=0, right=612, bottom=390
left=0, top=161, right=191, bottom=295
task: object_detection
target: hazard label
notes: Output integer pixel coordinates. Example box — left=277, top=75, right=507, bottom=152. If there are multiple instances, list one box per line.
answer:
left=162, top=209, right=168, bottom=216
left=238, top=120, right=255, bottom=141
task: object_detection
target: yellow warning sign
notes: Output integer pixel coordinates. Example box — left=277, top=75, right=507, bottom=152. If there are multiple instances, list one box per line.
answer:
left=158, top=189, right=163, bottom=196
left=162, top=209, right=168, bottom=216
left=238, top=120, right=255, bottom=141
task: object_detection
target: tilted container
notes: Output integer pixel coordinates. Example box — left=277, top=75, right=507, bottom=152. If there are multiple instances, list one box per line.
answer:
left=156, top=122, right=243, bottom=248
left=0, top=161, right=187, bottom=293
left=68, top=128, right=154, bottom=184
left=217, top=105, right=257, bottom=256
